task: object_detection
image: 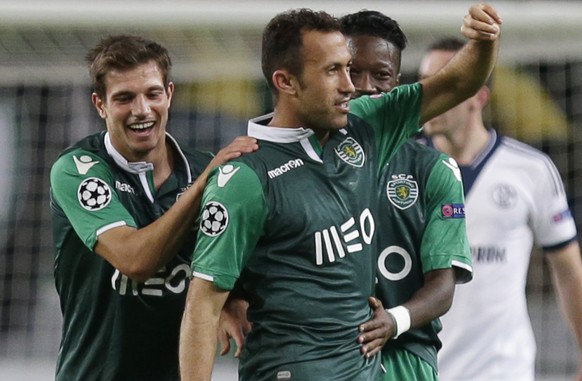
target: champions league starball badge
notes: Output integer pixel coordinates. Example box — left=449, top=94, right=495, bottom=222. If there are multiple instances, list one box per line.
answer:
left=200, top=201, right=229, bottom=237
left=77, top=177, right=112, bottom=211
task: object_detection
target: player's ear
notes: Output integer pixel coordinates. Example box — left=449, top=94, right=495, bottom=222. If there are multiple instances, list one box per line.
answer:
left=92, top=93, right=107, bottom=119
left=166, top=82, right=175, bottom=108
left=272, top=69, right=297, bottom=96
left=476, top=85, right=491, bottom=108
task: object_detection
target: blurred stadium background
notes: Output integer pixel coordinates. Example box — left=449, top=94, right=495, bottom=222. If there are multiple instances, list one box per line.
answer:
left=1, top=0, right=581, bottom=379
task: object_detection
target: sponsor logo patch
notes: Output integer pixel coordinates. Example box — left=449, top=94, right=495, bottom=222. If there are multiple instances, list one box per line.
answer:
left=267, top=159, right=304, bottom=179
left=217, top=165, right=240, bottom=187
left=441, top=203, right=465, bottom=219
left=442, top=157, right=462, bottom=182
left=77, top=177, right=112, bottom=211
left=73, top=155, right=99, bottom=175
left=200, top=201, right=229, bottom=237
left=335, top=137, right=365, bottom=167
left=552, top=209, right=572, bottom=222
left=387, top=174, right=419, bottom=210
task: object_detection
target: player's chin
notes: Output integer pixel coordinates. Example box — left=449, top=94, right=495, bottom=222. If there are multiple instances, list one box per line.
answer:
left=330, top=114, right=349, bottom=130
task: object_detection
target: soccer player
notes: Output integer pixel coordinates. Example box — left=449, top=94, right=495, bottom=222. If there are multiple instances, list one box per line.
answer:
left=179, top=4, right=501, bottom=380
left=419, top=37, right=582, bottom=381
left=49, top=34, right=257, bottom=381
left=341, top=11, right=472, bottom=381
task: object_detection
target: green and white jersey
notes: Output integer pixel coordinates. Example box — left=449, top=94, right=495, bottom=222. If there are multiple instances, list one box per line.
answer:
left=376, top=140, right=472, bottom=372
left=50, top=131, right=212, bottom=381
left=192, top=83, right=422, bottom=381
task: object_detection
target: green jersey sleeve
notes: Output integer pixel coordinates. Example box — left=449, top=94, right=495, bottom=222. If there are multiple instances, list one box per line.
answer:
left=349, top=83, right=423, bottom=167
left=420, top=155, right=473, bottom=283
left=192, top=162, right=268, bottom=290
left=50, top=151, right=137, bottom=250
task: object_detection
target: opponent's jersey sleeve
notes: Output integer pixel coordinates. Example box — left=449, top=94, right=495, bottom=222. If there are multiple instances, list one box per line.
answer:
left=421, top=155, right=472, bottom=283
left=50, top=151, right=137, bottom=250
left=349, top=83, right=423, bottom=167
left=530, top=154, right=577, bottom=249
left=191, top=162, right=268, bottom=290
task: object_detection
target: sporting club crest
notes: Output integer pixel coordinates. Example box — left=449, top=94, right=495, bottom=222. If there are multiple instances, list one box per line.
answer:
left=335, top=137, right=365, bottom=167
left=386, top=174, right=419, bottom=210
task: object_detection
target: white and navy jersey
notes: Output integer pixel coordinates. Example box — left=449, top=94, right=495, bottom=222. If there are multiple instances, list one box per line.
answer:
left=437, top=130, right=577, bottom=381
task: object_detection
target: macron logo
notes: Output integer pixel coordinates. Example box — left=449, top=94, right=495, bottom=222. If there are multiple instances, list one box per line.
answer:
left=442, top=158, right=462, bottom=182
left=73, top=155, right=99, bottom=175
left=267, top=159, right=304, bottom=179
left=217, top=165, right=240, bottom=188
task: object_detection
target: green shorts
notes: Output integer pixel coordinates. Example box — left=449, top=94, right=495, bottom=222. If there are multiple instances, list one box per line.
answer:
left=381, top=347, right=438, bottom=381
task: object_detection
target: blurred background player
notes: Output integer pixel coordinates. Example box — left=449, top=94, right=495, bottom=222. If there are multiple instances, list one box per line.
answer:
left=341, top=10, right=472, bottom=381
left=418, top=37, right=582, bottom=381
left=49, top=34, right=256, bottom=381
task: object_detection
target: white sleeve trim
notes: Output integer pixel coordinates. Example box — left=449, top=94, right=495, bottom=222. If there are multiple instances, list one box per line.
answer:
left=452, top=259, right=473, bottom=274
left=192, top=271, right=215, bottom=282
left=96, top=221, right=127, bottom=236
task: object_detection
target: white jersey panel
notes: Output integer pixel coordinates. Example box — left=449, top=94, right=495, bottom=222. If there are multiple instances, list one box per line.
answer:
left=438, top=136, right=577, bottom=381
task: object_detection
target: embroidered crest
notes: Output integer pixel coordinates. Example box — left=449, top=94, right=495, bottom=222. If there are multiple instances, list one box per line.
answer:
left=491, top=183, right=517, bottom=208
left=335, top=137, right=365, bottom=167
left=386, top=174, right=419, bottom=210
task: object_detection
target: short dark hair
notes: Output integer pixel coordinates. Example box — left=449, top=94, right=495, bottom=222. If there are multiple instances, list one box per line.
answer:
left=340, top=10, right=407, bottom=52
left=427, top=36, right=465, bottom=53
left=261, top=8, right=341, bottom=95
left=86, top=34, right=172, bottom=100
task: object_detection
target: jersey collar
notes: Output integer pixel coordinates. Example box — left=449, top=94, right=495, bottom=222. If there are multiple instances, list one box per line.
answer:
left=104, top=132, right=192, bottom=183
left=248, top=113, right=339, bottom=163
left=247, top=112, right=315, bottom=142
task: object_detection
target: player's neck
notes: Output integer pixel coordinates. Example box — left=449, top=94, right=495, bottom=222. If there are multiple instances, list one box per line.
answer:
left=151, top=140, right=174, bottom=190
left=433, top=123, right=490, bottom=166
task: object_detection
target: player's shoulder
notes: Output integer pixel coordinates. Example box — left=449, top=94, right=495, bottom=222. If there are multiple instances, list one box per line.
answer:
left=497, top=135, right=558, bottom=170
left=348, top=83, right=422, bottom=117
left=179, top=145, right=214, bottom=166
left=393, top=139, right=445, bottom=168
left=498, top=135, right=549, bottom=160
left=51, top=132, right=110, bottom=175
left=235, top=140, right=287, bottom=167
left=402, top=139, right=442, bottom=157
left=206, top=160, right=265, bottom=200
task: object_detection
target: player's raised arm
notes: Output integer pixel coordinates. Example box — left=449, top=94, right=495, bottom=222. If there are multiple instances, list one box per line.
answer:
left=419, top=3, right=502, bottom=125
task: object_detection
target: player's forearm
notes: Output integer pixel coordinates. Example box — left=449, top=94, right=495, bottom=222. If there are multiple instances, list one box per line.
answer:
left=180, top=279, right=229, bottom=381
left=94, top=181, right=205, bottom=282
left=95, top=137, right=258, bottom=282
left=419, top=38, right=498, bottom=125
left=179, top=316, right=217, bottom=381
left=547, top=242, right=582, bottom=352
left=452, top=38, right=498, bottom=96
left=420, top=3, right=501, bottom=124
left=457, top=2, right=501, bottom=95
left=404, top=268, right=456, bottom=328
